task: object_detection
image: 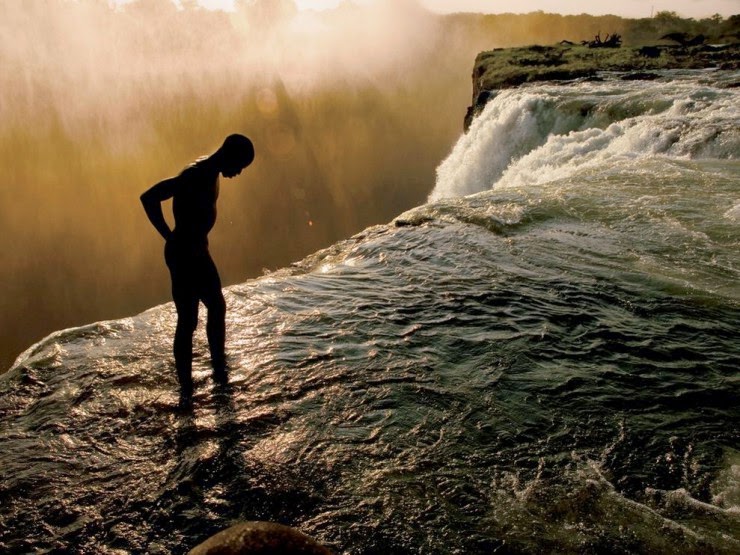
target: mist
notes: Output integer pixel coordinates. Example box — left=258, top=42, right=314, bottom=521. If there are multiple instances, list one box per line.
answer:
left=0, top=0, right=468, bottom=371
left=1, top=0, right=715, bottom=371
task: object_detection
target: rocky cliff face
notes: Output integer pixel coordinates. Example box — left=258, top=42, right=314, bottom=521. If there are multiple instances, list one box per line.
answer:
left=465, top=43, right=740, bottom=129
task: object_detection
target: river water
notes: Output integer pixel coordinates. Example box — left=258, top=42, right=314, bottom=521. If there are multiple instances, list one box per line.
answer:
left=1, top=70, right=738, bottom=553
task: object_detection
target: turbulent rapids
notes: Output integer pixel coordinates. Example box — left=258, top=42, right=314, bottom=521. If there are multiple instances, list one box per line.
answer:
left=1, top=70, right=739, bottom=554
left=432, top=70, right=740, bottom=200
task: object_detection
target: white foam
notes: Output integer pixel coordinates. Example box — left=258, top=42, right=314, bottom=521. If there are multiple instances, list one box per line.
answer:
left=430, top=92, right=552, bottom=201
left=723, top=202, right=740, bottom=222
left=430, top=76, right=740, bottom=200
left=712, top=449, right=740, bottom=511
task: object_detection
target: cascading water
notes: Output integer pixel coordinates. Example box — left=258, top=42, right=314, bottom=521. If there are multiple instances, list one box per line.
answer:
left=431, top=71, right=739, bottom=200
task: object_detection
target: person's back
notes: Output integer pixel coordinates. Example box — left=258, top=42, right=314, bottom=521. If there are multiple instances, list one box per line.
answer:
left=141, top=134, right=255, bottom=409
left=171, top=159, right=219, bottom=247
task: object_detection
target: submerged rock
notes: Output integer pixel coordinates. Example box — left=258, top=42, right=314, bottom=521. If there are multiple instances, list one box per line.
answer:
left=189, top=522, right=332, bottom=555
left=621, top=72, right=660, bottom=81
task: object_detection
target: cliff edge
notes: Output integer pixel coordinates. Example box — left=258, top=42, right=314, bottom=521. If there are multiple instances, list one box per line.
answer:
left=465, top=42, right=740, bottom=129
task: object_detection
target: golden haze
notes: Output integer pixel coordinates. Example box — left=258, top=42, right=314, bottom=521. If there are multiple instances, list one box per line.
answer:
left=0, top=0, right=660, bottom=371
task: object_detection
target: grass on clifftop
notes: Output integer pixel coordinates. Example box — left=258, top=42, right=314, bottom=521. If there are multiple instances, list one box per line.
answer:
left=474, top=44, right=740, bottom=91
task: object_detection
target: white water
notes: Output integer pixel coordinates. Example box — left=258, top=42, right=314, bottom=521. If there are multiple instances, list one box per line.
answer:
left=431, top=72, right=740, bottom=201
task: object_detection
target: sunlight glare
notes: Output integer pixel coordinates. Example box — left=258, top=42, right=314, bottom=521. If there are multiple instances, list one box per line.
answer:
left=293, top=0, right=343, bottom=9
left=182, top=0, right=350, bottom=11
left=195, top=0, right=235, bottom=10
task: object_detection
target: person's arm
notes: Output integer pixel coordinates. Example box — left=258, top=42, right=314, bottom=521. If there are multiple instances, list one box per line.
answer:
left=140, top=177, right=177, bottom=241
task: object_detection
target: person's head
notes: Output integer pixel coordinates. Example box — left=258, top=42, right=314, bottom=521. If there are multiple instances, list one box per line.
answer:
left=217, top=134, right=254, bottom=178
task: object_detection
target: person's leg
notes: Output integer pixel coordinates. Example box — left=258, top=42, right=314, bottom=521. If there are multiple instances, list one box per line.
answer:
left=173, top=293, right=199, bottom=398
left=200, top=251, right=226, bottom=377
left=166, top=242, right=199, bottom=403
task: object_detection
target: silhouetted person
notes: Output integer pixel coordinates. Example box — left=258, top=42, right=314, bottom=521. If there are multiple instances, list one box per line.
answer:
left=141, top=134, right=254, bottom=408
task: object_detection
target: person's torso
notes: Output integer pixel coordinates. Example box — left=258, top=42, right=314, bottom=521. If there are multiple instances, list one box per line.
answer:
left=172, top=159, right=220, bottom=242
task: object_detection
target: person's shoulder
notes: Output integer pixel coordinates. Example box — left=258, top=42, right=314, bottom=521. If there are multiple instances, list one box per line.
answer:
left=180, top=155, right=208, bottom=174
left=179, top=156, right=216, bottom=180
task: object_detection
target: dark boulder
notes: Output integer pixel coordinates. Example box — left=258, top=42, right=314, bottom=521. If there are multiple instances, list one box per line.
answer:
left=621, top=72, right=660, bottom=81
left=638, top=46, right=661, bottom=58
left=189, top=521, right=333, bottom=555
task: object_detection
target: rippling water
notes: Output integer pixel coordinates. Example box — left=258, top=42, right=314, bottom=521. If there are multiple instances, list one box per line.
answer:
left=1, top=71, right=739, bottom=553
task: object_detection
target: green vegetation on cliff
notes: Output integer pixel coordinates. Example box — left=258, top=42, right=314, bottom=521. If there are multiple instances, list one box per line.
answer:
left=465, top=42, right=740, bottom=128
left=475, top=43, right=740, bottom=91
